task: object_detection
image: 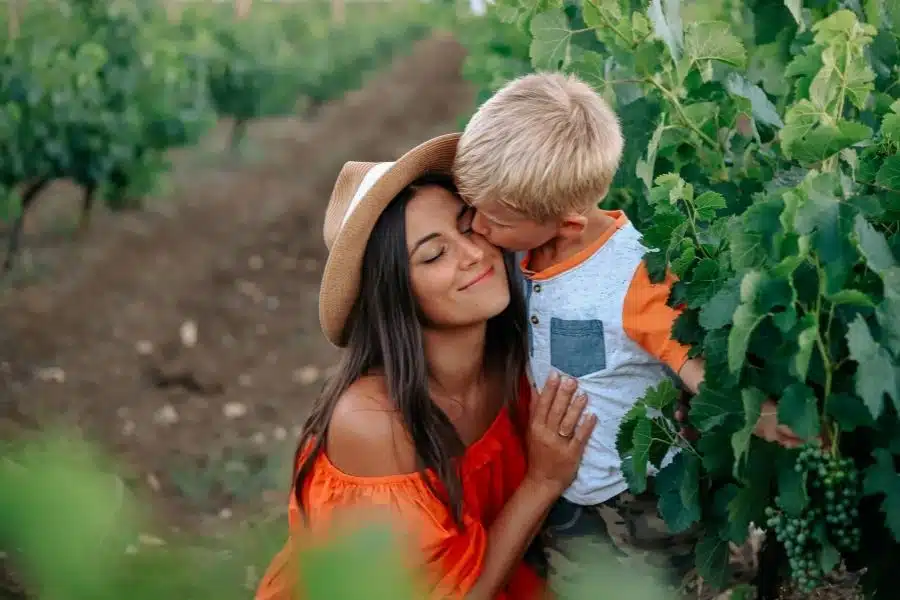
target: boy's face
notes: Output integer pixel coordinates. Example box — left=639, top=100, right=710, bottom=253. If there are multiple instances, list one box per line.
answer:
left=469, top=198, right=559, bottom=252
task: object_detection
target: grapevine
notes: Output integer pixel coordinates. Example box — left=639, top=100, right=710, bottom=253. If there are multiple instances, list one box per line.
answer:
left=460, top=0, right=900, bottom=596
left=0, top=0, right=438, bottom=273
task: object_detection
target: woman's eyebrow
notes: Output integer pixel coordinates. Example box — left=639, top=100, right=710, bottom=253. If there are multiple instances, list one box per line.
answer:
left=410, top=206, right=469, bottom=253
left=411, top=232, right=441, bottom=254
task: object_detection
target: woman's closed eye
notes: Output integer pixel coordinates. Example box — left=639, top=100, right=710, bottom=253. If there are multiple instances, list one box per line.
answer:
left=422, top=246, right=445, bottom=263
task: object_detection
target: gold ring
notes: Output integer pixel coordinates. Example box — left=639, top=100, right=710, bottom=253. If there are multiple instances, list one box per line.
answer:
left=558, top=430, right=572, bottom=438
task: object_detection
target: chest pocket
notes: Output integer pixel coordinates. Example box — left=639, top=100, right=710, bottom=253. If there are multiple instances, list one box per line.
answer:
left=549, top=318, right=607, bottom=378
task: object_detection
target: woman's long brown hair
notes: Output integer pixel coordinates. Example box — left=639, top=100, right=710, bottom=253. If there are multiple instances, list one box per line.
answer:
left=292, top=172, right=528, bottom=527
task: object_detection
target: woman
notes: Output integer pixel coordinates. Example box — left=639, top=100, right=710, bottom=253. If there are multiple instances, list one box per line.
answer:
left=255, top=133, right=596, bottom=600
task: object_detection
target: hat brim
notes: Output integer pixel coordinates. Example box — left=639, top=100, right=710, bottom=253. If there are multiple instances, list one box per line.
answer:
left=319, top=132, right=462, bottom=347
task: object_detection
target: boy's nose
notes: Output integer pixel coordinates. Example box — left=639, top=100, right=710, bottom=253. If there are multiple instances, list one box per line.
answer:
left=471, top=211, right=490, bottom=237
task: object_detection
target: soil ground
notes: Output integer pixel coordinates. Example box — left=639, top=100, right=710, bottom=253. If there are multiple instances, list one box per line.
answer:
left=0, top=33, right=472, bottom=533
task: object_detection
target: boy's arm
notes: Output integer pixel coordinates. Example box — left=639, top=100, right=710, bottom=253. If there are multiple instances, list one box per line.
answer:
left=621, top=261, right=693, bottom=381
left=625, top=261, right=806, bottom=449
left=677, top=356, right=705, bottom=395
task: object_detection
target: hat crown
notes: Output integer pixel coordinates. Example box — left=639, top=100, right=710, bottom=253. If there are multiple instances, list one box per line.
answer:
left=323, top=161, right=395, bottom=250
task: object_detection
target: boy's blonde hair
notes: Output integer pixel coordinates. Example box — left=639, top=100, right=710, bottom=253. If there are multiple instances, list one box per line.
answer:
left=454, top=72, right=624, bottom=222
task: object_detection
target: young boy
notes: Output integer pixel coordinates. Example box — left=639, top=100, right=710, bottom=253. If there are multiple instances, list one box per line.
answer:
left=452, top=72, right=802, bottom=595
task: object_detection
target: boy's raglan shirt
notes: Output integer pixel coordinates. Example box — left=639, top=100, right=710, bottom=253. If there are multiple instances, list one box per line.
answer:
left=520, top=210, right=690, bottom=506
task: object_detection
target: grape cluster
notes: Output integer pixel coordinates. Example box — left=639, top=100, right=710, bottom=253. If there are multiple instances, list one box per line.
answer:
left=765, top=503, right=824, bottom=592
left=797, top=445, right=861, bottom=553
left=763, top=444, right=862, bottom=593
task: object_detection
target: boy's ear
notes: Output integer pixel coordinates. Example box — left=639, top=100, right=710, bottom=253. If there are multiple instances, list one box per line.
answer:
left=557, top=212, right=588, bottom=238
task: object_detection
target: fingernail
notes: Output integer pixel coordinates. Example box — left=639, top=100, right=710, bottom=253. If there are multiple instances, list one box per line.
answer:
left=548, top=371, right=560, bottom=383
left=576, top=392, right=588, bottom=402
left=563, top=377, right=576, bottom=390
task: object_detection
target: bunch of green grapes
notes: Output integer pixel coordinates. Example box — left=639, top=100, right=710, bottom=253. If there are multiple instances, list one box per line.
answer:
left=798, top=445, right=861, bottom=553
left=765, top=503, right=824, bottom=592
left=764, top=443, right=862, bottom=593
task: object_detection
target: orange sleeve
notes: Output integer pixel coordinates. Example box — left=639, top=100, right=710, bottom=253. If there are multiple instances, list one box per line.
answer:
left=622, top=260, right=690, bottom=373
left=254, top=464, right=489, bottom=600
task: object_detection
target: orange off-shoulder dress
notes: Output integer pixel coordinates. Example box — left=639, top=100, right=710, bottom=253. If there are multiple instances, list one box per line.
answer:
left=255, top=379, right=547, bottom=600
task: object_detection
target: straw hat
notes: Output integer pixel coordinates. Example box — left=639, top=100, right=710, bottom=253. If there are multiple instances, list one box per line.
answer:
left=319, top=132, right=461, bottom=347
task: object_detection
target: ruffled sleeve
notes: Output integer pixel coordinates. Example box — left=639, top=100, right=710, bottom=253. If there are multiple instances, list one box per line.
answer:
left=255, top=460, right=491, bottom=600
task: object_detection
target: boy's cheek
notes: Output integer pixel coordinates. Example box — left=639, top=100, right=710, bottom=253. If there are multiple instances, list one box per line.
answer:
left=488, top=232, right=526, bottom=251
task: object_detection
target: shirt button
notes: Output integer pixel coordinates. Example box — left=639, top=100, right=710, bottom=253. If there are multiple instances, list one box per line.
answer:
left=530, top=315, right=539, bottom=325
left=533, top=284, right=542, bottom=293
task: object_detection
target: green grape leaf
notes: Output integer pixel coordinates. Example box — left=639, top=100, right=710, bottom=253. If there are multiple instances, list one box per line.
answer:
left=729, top=199, right=783, bottom=270
left=695, top=531, right=731, bottom=589
left=776, top=452, right=808, bottom=516
left=783, top=0, right=804, bottom=31
left=827, top=289, right=876, bottom=308
left=629, top=418, right=654, bottom=494
left=728, top=303, right=765, bottom=373
left=728, top=271, right=768, bottom=372
left=882, top=110, right=900, bottom=143
left=779, top=100, right=820, bottom=148
left=529, top=9, right=571, bottom=70
left=776, top=383, right=820, bottom=440
left=793, top=314, right=817, bottom=381
left=685, top=258, right=723, bottom=309
left=616, top=403, right=647, bottom=457
left=877, top=268, right=900, bottom=356
left=724, top=72, right=784, bottom=128
left=732, top=388, right=766, bottom=474
left=699, top=277, right=741, bottom=330
left=643, top=378, right=680, bottom=409
left=790, top=120, right=873, bottom=164
left=646, top=0, right=683, bottom=61
left=684, top=21, right=747, bottom=69
left=690, top=385, right=743, bottom=432
left=655, top=452, right=701, bottom=534
left=854, top=213, right=895, bottom=276
left=727, top=483, right=767, bottom=542
left=863, top=449, right=900, bottom=541
left=846, top=315, right=898, bottom=419
left=875, top=155, right=900, bottom=192
left=819, top=543, right=842, bottom=573
left=699, top=429, right=736, bottom=477
left=825, top=393, right=875, bottom=432
left=693, top=191, right=727, bottom=222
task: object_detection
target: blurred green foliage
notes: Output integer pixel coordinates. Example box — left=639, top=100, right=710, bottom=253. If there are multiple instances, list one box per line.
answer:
left=1, top=429, right=675, bottom=600
left=0, top=0, right=445, bottom=271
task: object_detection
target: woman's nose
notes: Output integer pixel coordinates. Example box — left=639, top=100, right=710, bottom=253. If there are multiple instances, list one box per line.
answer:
left=459, top=236, right=485, bottom=265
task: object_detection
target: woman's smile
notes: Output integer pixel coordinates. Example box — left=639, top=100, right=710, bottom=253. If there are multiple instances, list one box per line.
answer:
left=459, top=265, right=495, bottom=291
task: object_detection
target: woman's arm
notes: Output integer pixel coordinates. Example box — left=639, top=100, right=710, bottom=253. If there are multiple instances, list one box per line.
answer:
left=328, top=374, right=595, bottom=600
left=467, top=373, right=596, bottom=600
left=464, top=478, right=557, bottom=600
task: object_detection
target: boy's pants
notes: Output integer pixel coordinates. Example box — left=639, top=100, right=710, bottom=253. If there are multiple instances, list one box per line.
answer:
left=540, top=481, right=700, bottom=597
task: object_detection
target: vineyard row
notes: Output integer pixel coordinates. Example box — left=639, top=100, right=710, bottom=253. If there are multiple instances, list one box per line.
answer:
left=0, top=0, right=442, bottom=272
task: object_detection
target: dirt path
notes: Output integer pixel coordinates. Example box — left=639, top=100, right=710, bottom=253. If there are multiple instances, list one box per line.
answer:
left=0, top=33, right=473, bottom=530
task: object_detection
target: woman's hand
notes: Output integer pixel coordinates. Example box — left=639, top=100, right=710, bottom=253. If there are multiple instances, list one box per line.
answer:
left=524, top=371, right=597, bottom=495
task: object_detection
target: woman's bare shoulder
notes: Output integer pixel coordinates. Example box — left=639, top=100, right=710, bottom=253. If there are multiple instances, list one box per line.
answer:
left=325, top=375, right=418, bottom=477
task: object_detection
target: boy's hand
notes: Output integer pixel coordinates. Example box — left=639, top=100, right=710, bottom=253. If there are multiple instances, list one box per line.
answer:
left=675, top=397, right=809, bottom=449
left=673, top=395, right=698, bottom=442
left=753, top=399, right=805, bottom=449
